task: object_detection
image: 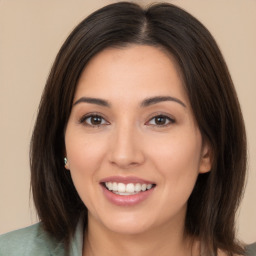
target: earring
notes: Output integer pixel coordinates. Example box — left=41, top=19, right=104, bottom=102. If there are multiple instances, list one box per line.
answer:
left=64, top=157, right=68, bottom=166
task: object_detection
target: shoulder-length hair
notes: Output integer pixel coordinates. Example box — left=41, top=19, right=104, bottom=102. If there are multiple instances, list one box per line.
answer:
left=30, top=2, right=247, bottom=255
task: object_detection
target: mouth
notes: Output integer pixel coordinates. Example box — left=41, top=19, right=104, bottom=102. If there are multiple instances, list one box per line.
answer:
left=101, top=182, right=156, bottom=196
left=100, top=176, right=156, bottom=206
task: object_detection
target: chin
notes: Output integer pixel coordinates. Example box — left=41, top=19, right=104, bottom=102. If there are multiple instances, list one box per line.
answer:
left=106, top=222, right=151, bottom=235
left=97, top=212, right=156, bottom=235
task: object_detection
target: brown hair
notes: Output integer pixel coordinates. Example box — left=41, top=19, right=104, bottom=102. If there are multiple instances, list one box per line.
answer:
left=30, top=2, right=247, bottom=255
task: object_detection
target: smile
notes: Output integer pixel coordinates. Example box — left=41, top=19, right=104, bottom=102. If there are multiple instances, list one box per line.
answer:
left=104, top=182, right=155, bottom=195
left=100, top=176, right=156, bottom=206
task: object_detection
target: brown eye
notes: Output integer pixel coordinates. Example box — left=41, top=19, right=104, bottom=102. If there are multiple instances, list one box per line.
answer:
left=80, top=114, right=109, bottom=127
left=147, top=115, right=175, bottom=127
left=155, top=116, right=167, bottom=125
left=90, top=116, right=103, bottom=125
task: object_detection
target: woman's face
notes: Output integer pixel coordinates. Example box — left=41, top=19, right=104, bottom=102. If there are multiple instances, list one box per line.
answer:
left=65, top=45, right=211, bottom=235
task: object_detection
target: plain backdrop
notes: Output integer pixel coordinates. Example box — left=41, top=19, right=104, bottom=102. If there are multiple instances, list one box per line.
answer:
left=0, top=0, right=255, bottom=243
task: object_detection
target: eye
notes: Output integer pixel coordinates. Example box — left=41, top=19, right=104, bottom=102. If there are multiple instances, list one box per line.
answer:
left=146, top=115, right=175, bottom=127
left=80, top=114, right=109, bottom=127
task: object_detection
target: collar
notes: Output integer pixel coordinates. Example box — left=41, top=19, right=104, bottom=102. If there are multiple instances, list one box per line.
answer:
left=68, top=217, right=84, bottom=256
left=45, top=218, right=84, bottom=256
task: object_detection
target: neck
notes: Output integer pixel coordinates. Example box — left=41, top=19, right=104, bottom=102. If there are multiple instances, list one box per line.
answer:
left=83, top=214, right=199, bottom=256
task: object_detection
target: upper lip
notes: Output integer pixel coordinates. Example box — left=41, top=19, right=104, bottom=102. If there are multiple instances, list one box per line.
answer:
left=100, top=176, right=155, bottom=185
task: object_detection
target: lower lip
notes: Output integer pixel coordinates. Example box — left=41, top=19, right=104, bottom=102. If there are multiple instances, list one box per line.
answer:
left=101, top=185, right=155, bottom=206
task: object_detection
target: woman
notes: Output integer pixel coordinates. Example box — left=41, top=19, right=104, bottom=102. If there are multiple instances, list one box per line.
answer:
left=0, top=2, right=255, bottom=256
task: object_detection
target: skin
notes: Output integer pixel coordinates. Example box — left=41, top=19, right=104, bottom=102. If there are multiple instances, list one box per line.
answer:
left=65, top=45, right=212, bottom=256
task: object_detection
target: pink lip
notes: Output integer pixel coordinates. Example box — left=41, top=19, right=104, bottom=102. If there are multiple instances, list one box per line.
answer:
left=100, top=176, right=156, bottom=207
left=100, top=176, right=154, bottom=185
left=102, top=186, right=155, bottom=206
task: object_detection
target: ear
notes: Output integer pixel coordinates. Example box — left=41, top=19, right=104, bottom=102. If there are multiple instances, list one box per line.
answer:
left=199, top=140, right=212, bottom=174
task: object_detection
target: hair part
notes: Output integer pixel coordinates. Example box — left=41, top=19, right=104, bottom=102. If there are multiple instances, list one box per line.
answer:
left=30, top=2, right=247, bottom=255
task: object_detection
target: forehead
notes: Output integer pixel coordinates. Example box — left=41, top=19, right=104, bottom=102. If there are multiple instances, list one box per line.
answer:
left=74, top=45, right=188, bottom=105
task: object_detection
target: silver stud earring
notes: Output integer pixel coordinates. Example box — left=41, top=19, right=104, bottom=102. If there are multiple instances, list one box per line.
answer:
left=64, top=157, right=68, bottom=166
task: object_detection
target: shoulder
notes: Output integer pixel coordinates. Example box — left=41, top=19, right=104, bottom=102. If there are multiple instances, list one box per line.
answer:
left=0, top=223, right=65, bottom=256
left=217, top=243, right=256, bottom=256
left=245, top=243, right=256, bottom=256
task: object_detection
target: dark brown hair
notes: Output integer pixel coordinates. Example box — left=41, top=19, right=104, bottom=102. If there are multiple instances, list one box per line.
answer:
left=30, top=2, right=247, bottom=255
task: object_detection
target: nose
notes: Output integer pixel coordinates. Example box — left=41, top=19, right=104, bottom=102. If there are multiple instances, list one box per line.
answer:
left=108, top=124, right=145, bottom=169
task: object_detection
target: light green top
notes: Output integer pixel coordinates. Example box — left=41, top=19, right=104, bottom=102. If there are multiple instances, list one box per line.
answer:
left=0, top=220, right=255, bottom=256
left=247, top=243, right=256, bottom=256
left=0, top=219, right=83, bottom=256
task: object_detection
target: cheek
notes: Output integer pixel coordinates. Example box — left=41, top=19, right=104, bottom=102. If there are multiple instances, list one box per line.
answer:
left=148, top=130, right=202, bottom=198
left=64, top=132, right=108, bottom=204
left=64, top=139, right=104, bottom=218
left=149, top=129, right=202, bottom=170
left=65, top=133, right=106, bottom=174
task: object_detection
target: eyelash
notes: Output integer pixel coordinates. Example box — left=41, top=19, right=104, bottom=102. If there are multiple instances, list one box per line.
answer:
left=146, top=114, right=175, bottom=127
left=79, top=113, right=109, bottom=127
left=79, top=113, right=175, bottom=128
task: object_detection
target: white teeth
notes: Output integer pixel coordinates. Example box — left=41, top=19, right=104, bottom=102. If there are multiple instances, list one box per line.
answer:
left=141, top=184, right=147, bottom=191
left=117, top=183, right=126, bottom=193
left=115, top=192, right=137, bottom=195
left=147, top=184, right=152, bottom=190
left=106, top=182, right=113, bottom=190
left=112, top=182, right=118, bottom=191
left=126, top=183, right=135, bottom=193
left=135, top=183, right=141, bottom=192
left=104, top=182, right=154, bottom=195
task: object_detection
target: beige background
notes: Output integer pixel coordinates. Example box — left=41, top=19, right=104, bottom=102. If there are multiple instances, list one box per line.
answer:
left=0, top=0, right=255, bottom=243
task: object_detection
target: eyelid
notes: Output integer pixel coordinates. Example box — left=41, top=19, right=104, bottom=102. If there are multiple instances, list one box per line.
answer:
left=78, top=112, right=175, bottom=128
left=79, top=112, right=110, bottom=126
left=145, top=113, right=175, bottom=127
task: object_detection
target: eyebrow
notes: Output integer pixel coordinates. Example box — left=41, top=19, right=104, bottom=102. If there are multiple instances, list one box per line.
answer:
left=141, top=96, right=186, bottom=108
left=73, top=97, right=111, bottom=107
left=73, top=95, right=186, bottom=108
